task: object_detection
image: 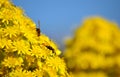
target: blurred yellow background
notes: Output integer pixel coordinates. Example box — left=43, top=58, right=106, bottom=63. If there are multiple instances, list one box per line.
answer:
left=64, top=17, right=120, bottom=77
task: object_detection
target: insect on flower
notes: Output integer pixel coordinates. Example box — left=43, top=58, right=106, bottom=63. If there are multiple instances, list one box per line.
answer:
left=36, top=20, right=41, bottom=36
left=36, top=20, right=55, bottom=53
left=46, top=45, right=55, bottom=53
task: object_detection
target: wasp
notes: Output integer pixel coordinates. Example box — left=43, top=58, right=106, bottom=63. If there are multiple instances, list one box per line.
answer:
left=46, top=45, right=55, bottom=53
left=36, top=20, right=41, bottom=36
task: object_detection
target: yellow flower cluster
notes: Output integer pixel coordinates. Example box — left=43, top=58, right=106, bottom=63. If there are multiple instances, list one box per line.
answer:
left=64, top=17, right=120, bottom=77
left=0, top=0, right=70, bottom=77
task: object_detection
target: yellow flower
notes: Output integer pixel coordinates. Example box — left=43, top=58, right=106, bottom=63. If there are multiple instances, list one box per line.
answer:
left=37, top=61, right=43, bottom=69
left=25, top=55, right=35, bottom=67
left=0, top=38, right=6, bottom=48
left=31, top=45, right=42, bottom=58
left=20, top=25, right=37, bottom=43
left=3, top=26, right=19, bottom=38
left=0, top=38, right=13, bottom=49
left=9, top=69, right=33, bottom=77
left=46, top=56, right=66, bottom=75
left=33, top=69, right=43, bottom=77
left=13, top=40, right=31, bottom=55
left=2, top=57, right=23, bottom=68
left=43, top=65, right=58, bottom=77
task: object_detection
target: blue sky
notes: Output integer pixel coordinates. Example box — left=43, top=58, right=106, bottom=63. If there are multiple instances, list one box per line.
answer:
left=13, top=0, right=120, bottom=50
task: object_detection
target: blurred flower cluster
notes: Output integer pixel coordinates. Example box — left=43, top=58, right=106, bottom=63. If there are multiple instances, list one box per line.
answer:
left=0, top=0, right=70, bottom=77
left=64, top=17, right=120, bottom=77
